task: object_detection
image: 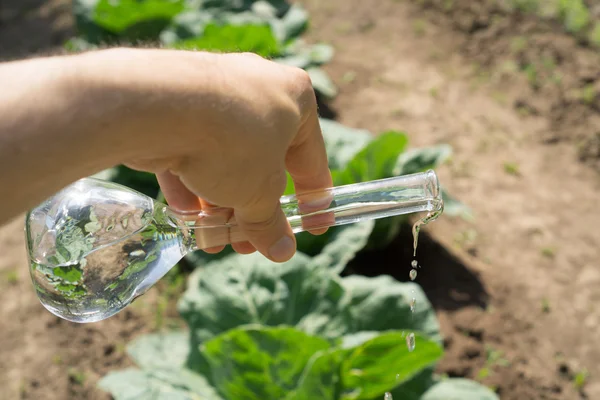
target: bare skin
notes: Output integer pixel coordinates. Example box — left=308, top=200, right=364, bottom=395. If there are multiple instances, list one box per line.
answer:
left=0, top=47, right=333, bottom=263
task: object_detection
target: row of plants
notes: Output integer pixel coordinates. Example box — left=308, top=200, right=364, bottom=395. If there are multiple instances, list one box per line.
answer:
left=70, top=1, right=495, bottom=399
left=507, top=0, right=600, bottom=46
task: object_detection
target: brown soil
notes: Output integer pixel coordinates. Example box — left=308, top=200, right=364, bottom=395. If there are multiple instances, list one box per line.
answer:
left=1, top=0, right=600, bottom=399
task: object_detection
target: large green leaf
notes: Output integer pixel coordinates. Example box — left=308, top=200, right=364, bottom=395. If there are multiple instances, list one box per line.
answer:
left=307, top=67, right=338, bottom=99
left=179, top=252, right=440, bottom=367
left=94, top=0, right=184, bottom=30
left=171, top=22, right=281, bottom=57
left=287, top=349, right=342, bottom=400
left=339, top=332, right=443, bottom=400
left=76, top=0, right=185, bottom=43
left=319, top=119, right=373, bottom=171
left=393, top=144, right=452, bottom=176
left=307, top=220, right=375, bottom=273
left=98, top=367, right=223, bottom=400
left=200, top=325, right=331, bottom=399
left=126, top=332, right=190, bottom=369
left=275, top=43, right=334, bottom=69
left=269, top=4, right=309, bottom=42
left=336, top=131, right=408, bottom=185
left=420, top=378, right=500, bottom=400
left=340, top=275, right=441, bottom=343
left=178, top=252, right=345, bottom=355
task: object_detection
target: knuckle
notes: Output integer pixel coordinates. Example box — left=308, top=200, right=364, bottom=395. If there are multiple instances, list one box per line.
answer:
left=288, top=68, right=317, bottom=116
left=291, top=68, right=314, bottom=94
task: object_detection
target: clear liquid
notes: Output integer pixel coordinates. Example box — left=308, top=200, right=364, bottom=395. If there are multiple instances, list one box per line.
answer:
left=384, top=392, right=393, bottom=400
left=28, top=204, right=190, bottom=323
left=409, top=269, right=417, bottom=281
left=26, top=179, right=443, bottom=324
left=411, top=200, right=443, bottom=257
left=406, top=332, right=416, bottom=352
left=404, top=201, right=443, bottom=354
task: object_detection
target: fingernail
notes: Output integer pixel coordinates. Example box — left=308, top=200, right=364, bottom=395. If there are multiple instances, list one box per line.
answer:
left=269, top=235, right=295, bottom=262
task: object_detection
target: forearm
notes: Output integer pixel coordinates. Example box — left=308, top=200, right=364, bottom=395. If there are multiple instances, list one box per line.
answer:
left=0, top=52, right=129, bottom=224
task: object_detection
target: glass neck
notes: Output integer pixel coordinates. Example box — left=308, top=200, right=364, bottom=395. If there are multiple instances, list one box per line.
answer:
left=165, top=170, right=442, bottom=251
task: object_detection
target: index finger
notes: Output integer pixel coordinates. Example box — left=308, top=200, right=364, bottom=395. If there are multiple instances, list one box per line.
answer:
left=285, top=94, right=334, bottom=234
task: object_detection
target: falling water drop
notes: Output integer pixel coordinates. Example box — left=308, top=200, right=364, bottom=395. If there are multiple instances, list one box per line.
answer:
left=384, top=392, right=393, bottom=400
left=395, top=373, right=400, bottom=381
left=411, top=260, right=418, bottom=268
left=410, top=297, right=417, bottom=312
left=406, top=332, right=416, bottom=352
left=409, top=269, right=417, bottom=281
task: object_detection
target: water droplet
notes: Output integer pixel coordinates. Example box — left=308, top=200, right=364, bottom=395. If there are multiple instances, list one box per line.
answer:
left=384, top=392, right=393, bottom=400
left=406, top=332, right=416, bottom=352
left=411, top=260, right=418, bottom=268
left=409, top=269, right=417, bottom=281
left=395, top=373, right=400, bottom=380
left=410, top=297, right=416, bottom=312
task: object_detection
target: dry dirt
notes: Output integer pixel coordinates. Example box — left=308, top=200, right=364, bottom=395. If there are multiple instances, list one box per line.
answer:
left=1, top=0, right=600, bottom=399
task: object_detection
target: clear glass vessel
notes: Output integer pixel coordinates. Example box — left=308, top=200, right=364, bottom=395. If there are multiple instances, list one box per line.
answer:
left=25, top=170, right=442, bottom=323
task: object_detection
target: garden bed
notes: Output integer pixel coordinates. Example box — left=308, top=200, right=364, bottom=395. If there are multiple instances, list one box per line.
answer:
left=1, top=0, right=599, bottom=399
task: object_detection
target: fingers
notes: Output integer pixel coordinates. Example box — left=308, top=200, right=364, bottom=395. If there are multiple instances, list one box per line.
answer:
left=196, top=198, right=228, bottom=254
left=156, top=171, right=225, bottom=253
left=231, top=241, right=257, bottom=254
left=235, top=172, right=296, bottom=263
left=285, top=92, right=334, bottom=235
left=157, top=171, right=257, bottom=255
left=156, top=170, right=202, bottom=210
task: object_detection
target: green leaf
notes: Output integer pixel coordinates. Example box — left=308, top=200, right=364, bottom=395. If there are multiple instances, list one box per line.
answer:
left=421, top=378, right=500, bottom=400
left=126, top=332, right=190, bottom=369
left=288, top=349, right=342, bottom=400
left=269, top=4, right=308, bottom=42
left=178, top=252, right=345, bottom=352
left=330, top=130, right=409, bottom=249
left=283, top=171, right=295, bottom=195
left=159, top=10, right=217, bottom=44
left=179, top=252, right=440, bottom=368
left=319, top=119, right=373, bottom=171
left=171, top=23, right=281, bottom=57
left=275, top=54, right=313, bottom=69
left=92, top=0, right=185, bottom=42
left=339, top=332, right=443, bottom=399
left=341, top=275, right=441, bottom=343
left=200, top=325, right=331, bottom=400
left=72, top=0, right=118, bottom=44
left=387, top=368, right=436, bottom=400
left=98, top=367, right=223, bottom=400
left=393, top=144, right=452, bottom=176
left=307, top=43, right=335, bottom=65
left=307, top=67, right=338, bottom=98
left=308, top=220, right=375, bottom=273
left=339, top=131, right=408, bottom=185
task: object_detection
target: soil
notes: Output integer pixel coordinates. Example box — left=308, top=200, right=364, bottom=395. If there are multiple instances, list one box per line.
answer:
left=1, top=0, right=600, bottom=399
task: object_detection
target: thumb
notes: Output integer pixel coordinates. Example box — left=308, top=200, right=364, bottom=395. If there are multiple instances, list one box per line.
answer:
left=235, top=174, right=296, bottom=263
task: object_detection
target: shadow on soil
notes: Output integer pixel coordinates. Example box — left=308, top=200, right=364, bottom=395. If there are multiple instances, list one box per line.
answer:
left=344, top=223, right=489, bottom=312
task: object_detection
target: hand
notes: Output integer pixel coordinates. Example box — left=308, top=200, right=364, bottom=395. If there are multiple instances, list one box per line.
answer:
left=82, top=48, right=333, bottom=262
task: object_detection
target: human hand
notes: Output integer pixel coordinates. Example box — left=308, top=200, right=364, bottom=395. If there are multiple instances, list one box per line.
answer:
left=81, top=48, right=332, bottom=263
